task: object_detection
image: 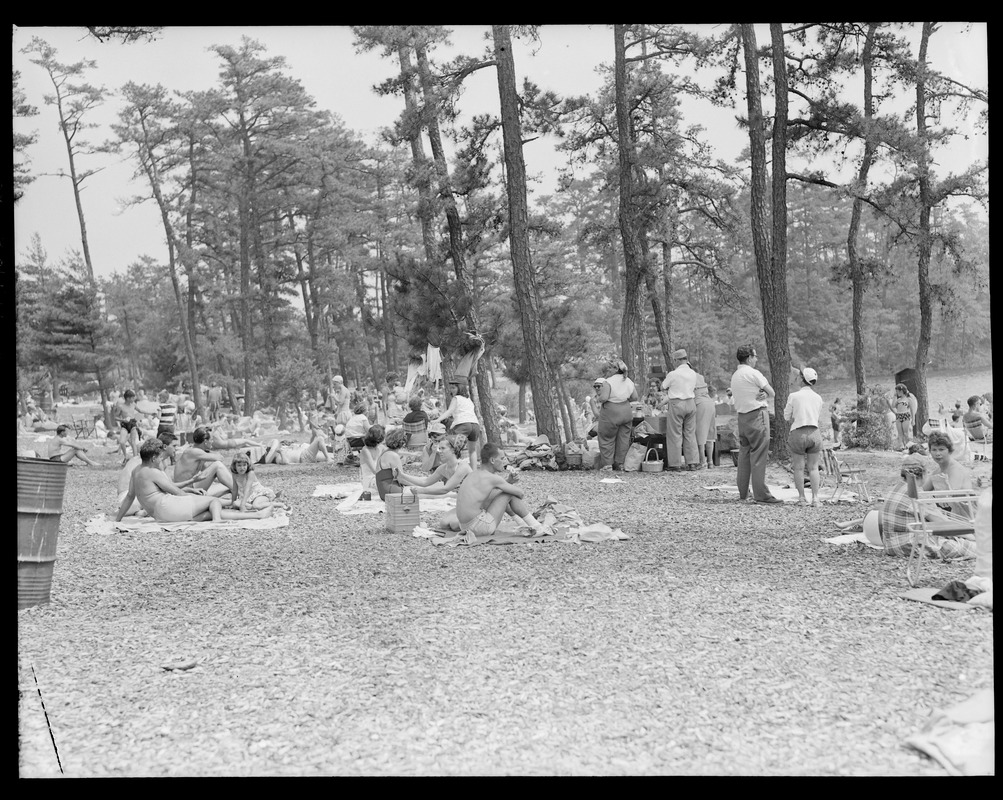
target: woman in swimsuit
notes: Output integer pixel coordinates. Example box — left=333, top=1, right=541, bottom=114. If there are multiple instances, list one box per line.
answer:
left=395, top=435, right=472, bottom=531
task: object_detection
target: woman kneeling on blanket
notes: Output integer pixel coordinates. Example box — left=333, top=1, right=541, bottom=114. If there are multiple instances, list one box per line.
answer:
left=395, top=435, right=472, bottom=531
left=116, top=438, right=273, bottom=524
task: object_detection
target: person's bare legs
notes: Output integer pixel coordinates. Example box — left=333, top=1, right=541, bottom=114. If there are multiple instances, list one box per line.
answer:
left=467, top=439, right=478, bottom=470
left=791, top=453, right=807, bottom=504
left=188, top=496, right=274, bottom=522
left=304, top=437, right=328, bottom=461
left=192, top=461, right=235, bottom=496
left=806, top=451, right=822, bottom=506
left=73, top=449, right=100, bottom=467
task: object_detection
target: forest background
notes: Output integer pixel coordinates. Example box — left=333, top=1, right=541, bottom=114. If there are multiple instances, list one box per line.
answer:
left=12, top=24, right=990, bottom=456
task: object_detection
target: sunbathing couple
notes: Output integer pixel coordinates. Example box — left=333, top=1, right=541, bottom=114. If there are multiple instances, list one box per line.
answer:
left=115, top=436, right=277, bottom=524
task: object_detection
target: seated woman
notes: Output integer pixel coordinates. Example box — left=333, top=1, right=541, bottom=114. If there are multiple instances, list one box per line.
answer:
left=401, top=396, right=430, bottom=446
left=923, top=431, right=976, bottom=520
left=833, top=451, right=973, bottom=559
left=359, top=424, right=387, bottom=493
left=372, top=427, right=409, bottom=499
left=419, top=421, right=448, bottom=471
left=395, top=435, right=473, bottom=531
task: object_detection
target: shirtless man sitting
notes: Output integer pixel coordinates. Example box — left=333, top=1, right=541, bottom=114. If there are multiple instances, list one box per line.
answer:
left=117, top=431, right=188, bottom=516
left=454, top=442, right=544, bottom=539
left=47, top=424, right=100, bottom=467
left=173, top=426, right=236, bottom=498
left=115, top=438, right=272, bottom=524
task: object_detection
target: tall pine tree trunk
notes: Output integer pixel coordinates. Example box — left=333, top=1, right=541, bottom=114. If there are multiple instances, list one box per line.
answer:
left=613, top=25, right=648, bottom=380
left=492, top=25, right=560, bottom=443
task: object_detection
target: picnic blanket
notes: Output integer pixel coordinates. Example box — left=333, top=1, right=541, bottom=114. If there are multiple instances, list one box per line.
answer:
left=898, top=586, right=987, bottom=611
left=83, top=512, right=290, bottom=534
left=705, top=483, right=858, bottom=503
left=314, top=485, right=457, bottom=516
left=905, top=688, right=994, bottom=776
left=412, top=498, right=628, bottom=547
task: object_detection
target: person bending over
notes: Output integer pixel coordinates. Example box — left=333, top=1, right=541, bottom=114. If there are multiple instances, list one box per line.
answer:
left=454, top=443, right=543, bottom=539
left=116, top=439, right=273, bottom=523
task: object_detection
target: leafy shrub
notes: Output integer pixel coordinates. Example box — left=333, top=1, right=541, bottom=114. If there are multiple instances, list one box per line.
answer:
left=841, top=385, right=893, bottom=450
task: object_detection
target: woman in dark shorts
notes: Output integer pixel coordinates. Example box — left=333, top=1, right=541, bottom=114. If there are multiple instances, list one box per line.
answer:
left=437, top=382, right=482, bottom=469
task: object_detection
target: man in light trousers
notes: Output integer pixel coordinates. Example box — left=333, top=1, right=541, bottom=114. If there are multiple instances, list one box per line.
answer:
left=662, top=348, right=700, bottom=470
left=730, top=344, right=781, bottom=504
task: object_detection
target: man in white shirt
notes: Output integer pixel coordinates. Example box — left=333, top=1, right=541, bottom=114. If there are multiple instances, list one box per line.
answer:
left=783, top=367, right=825, bottom=506
left=661, top=348, right=700, bottom=470
left=729, top=344, right=780, bottom=503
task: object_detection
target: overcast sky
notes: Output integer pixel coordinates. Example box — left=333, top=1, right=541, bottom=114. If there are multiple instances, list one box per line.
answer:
left=12, top=24, right=987, bottom=281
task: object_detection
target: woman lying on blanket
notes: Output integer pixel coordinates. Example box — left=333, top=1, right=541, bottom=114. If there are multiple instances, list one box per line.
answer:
left=116, top=438, right=273, bottom=524
left=395, top=435, right=472, bottom=531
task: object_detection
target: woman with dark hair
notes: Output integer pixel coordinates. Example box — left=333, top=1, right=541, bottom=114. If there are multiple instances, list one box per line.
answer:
left=923, top=431, right=975, bottom=520
left=438, top=382, right=481, bottom=469
left=596, top=357, right=638, bottom=471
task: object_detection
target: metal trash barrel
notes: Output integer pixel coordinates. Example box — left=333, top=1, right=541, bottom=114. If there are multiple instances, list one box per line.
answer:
left=17, top=457, right=69, bottom=610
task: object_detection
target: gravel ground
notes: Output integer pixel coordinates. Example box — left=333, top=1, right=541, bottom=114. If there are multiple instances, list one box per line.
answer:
left=17, top=437, right=992, bottom=777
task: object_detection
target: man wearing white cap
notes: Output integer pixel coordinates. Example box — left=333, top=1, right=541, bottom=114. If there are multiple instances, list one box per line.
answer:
left=783, top=366, right=824, bottom=505
left=661, top=348, right=700, bottom=470
left=328, top=374, right=351, bottom=425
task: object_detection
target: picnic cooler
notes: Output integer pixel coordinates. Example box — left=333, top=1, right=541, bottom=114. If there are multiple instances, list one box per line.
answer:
left=17, top=456, right=69, bottom=610
left=386, top=492, right=420, bottom=534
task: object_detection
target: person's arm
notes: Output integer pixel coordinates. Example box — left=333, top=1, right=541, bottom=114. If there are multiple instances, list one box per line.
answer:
left=115, top=475, right=137, bottom=522
left=396, top=466, right=440, bottom=488
left=596, top=383, right=612, bottom=404
left=757, top=378, right=775, bottom=402
left=490, top=472, right=524, bottom=498
left=438, top=398, right=458, bottom=423
left=783, top=396, right=794, bottom=422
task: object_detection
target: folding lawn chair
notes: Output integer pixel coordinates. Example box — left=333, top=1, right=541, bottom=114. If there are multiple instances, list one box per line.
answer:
left=904, top=472, right=979, bottom=587
left=964, top=418, right=992, bottom=460
left=402, top=419, right=428, bottom=451
left=820, top=446, right=870, bottom=503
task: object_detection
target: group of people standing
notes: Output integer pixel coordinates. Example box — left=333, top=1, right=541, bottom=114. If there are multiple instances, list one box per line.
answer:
left=591, top=344, right=828, bottom=507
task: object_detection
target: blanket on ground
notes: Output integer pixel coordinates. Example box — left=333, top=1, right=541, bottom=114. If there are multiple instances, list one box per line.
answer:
left=334, top=492, right=456, bottom=515
left=905, top=689, right=994, bottom=776
left=83, top=512, right=290, bottom=534
left=412, top=498, right=628, bottom=547
left=705, top=483, right=858, bottom=503
left=898, top=586, right=985, bottom=611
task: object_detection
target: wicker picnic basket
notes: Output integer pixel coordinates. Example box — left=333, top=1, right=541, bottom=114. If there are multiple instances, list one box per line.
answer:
left=640, top=447, right=664, bottom=472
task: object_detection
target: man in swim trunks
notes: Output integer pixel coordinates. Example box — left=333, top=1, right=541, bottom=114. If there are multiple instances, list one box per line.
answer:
left=113, top=389, right=142, bottom=461
left=173, top=426, right=236, bottom=498
left=454, top=442, right=544, bottom=540
left=115, top=438, right=273, bottom=524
